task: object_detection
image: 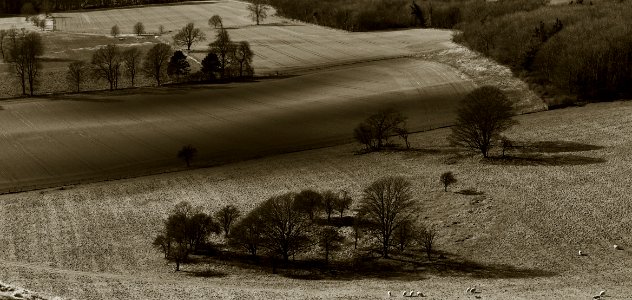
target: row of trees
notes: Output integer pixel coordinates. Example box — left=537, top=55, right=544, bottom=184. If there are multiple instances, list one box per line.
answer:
left=154, top=176, right=439, bottom=272
left=0, top=0, right=199, bottom=14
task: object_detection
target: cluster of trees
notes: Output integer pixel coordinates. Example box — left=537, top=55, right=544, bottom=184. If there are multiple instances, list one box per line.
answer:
left=0, top=28, right=44, bottom=96
left=265, top=0, right=547, bottom=31
left=154, top=176, right=440, bottom=272
left=353, top=109, right=410, bottom=152
left=0, top=0, right=203, bottom=14
left=457, top=1, right=632, bottom=102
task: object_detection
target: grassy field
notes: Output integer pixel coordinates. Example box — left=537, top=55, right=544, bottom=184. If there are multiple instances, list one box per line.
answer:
left=1, top=100, right=632, bottom=299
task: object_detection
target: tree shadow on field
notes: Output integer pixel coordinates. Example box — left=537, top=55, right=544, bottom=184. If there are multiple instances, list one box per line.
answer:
left=184, top=269, right=227, bottom=278
left=47, top=84, right=234, bottom=102
left=487, top=140, right=605, bottom=166
left=428, top=251, right=557, bottom=279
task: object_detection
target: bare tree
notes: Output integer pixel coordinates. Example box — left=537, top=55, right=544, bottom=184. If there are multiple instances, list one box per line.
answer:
left=143, top=43, right=172, bottom=86
left=448, top=86, right=517, bottom=158
left=334, top=190, right=353, bottom=219
left=208, top=28, right=235, bottom=79
left=158, top=25, right=165, bottom=35
left=233, top=41, right=253, bottom=79
left=121, top=47, right=142, bottom=87
left=91, top=44, right=121, bottom=91
left=293, top=189, right=323, bottom=221
left=133, top=22, right=145, bottom=36
left=66, top=61, right=87, bottom=92
left=257, top=192, right=312, bottom=262
left=440, top=171, right=456, bottom=192
left=318, top=226, right=344, bottom=266
left=209, top=15, right=223, bottom=29
left=395, top=126, right=410, bottom=149
left=247, top=0, right=269, bottom=25
left=321, top=190, right=338, bottom=222
left=7, top=30, right=44, bottom=96
left=359, top=176, right=416, bottom=258
left=173, top=22, right=206, bottom=51
left=214, top=204, right=241, bottom=237
left=177, top=144, right=197, bottom=167
left=354, top=109, right=407, bottom=151
left=111, top=25, right=120, bottom=37
left=500, top=136, right=513, bottom=157
left=229, top=213, right=263, bottom=257
left=417, top=224, right=437, bottom=261
left=0, top=29, right=7, bottom=60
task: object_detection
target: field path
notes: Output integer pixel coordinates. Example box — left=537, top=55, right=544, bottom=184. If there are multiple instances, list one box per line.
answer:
left=0, top=58, right=475, bottom=193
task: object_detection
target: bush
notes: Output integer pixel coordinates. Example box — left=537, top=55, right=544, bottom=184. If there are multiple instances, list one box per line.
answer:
left=353, top=109, right=407, bottom=152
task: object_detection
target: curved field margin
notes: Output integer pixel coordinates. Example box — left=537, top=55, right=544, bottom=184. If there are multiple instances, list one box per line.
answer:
left=0, top=58, right=474, bottom=193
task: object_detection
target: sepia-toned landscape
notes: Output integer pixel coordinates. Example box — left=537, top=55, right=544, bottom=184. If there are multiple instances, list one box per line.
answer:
left=1, top=0, right=631, bottom=299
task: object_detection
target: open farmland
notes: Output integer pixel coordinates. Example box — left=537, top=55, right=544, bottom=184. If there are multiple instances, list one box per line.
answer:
left=51, top=0, right=456, bottom=75
left=0, top=57, right=483, bottom=193
left=1, top=100, right=632, bottom=299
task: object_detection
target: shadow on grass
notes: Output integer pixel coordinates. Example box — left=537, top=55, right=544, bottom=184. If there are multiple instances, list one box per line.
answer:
left=519, top=140, right=604, bottom=153
left=485, top=154, right=606, bottom=166
left=196, top=248, right=556, bottom=281
left=46, top=84, right=236, bottom=102
left=184, top=269, right=228, bottom=278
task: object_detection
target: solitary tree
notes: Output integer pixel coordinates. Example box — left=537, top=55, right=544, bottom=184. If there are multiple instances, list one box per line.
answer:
left=173, top=22, right=206, bottom=51
left=395, top=126, right=411, bottom=149
left=410, top=1, right=426, bottom=28
left=201, top=52, right=220, bottom=81
left=214, top=204, right=241, bottom=237
left=247, top=0, right=269, bottom=25
left=448, top=86, right=517, bottom=158
left=177, top=144, right=197, bottom=167
left=111, top=25, right=120, bottom=37
left=334, top=190, right=353, bottom=219
left=293, top=189, right=323, bottom=221
left=91, top=44, right=121, bottom=91
left=209, top=15, right=223, bottom=29
left=8, top=30, right=44, bottom=96
left=257, top=193, right=312, bottom=262
left=121, top=47, right=142, bottom=87
left=439, top=171, right=456, bottom=192
left=66, top=61, right=87, bottom=92
left=209, top=28, right=235, bottom=79
left=158, top=25, right=165, bottom=35
left=359, top=176, right=416, bottom=258
left=318, top=226, right=345, bottom=266
left=143, top=43, right=172, bottom=86
left=133, top=22, right=145, bottom=36
left=167, top=50, right=190, bottom=82
left=233, top=41, right=254, bottom=79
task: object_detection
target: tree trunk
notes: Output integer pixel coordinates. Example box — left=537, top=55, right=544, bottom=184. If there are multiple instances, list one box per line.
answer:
left=175, top=259, right=180, bottom=271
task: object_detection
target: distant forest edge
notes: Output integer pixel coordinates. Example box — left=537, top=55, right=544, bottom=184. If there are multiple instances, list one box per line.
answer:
left=455, top=0, right=632, bottom=105
left=267, top=0, right=548, bottom=31
left=0, top=0, right=204, bottom=14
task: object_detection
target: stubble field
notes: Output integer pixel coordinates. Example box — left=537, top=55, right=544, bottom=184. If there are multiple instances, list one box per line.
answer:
left=1, top=100, right=632, bottom=299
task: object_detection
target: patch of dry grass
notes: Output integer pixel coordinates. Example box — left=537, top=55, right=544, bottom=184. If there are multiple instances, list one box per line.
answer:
left=1, top=101, right=632, bottom=298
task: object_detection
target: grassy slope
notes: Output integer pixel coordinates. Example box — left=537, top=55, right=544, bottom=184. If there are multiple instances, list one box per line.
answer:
left=1, top=100, right=631, bottom=299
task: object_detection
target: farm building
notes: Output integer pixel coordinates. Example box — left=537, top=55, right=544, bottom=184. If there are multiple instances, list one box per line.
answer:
left=44, top=16, right=55, bottom=31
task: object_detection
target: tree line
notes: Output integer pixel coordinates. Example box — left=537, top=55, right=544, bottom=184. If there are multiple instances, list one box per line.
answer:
left=154, top=176, right=439, bottom=272
left=0, top=0, right=203, bottom=14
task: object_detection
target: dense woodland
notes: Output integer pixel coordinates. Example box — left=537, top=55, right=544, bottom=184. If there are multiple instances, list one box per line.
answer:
left=0, top=0, right=203, bottom=14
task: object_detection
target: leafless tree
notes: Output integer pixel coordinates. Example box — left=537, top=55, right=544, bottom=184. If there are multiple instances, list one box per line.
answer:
left=143, top=43, right=172, bottom=86
left=321, top=190, right=338, bottom=222
left=209, top=28, right=235, bottom=79
left=359, top=176, right=416, bottom=258
left=91, top=44, right=121, bottom=91
left=0, top=29, right=7, bottom=60
left=247, top=0, right=269, bottom=25
left=214, top=204, right=241, bottom=237
left=66, top=61, right=87, bottom=92
left=122, top=47, right=142, bottom=87
left=417, top=224, right=438, bottom=260
left=233, top=41, right=253, bottom=79
left=133, top=22, right=145, bottom=36
left=293, top=189, right=323, bottom=221
left=177, top=144, right=197, bottom=167
left=334, top=190, right=353, bottom=219
left=354, top=109, right=407, bottom=151
left=448, top=86, right=516, bottom=158
left=229, top=213, right=263, bottom=257
left=208, top=15, right=223, bottom=29
left=173, top=22, right=206, bottom=51
left=318, top=226, right=344, bottom=266
left=111, top=25, right=120, bottom=37
left=7, top=30, right=44, bottom=96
